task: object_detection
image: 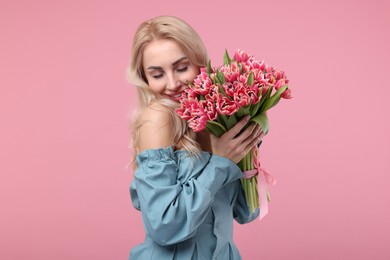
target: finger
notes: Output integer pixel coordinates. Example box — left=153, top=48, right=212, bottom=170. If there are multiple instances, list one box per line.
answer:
left=240, top=125, right=262, bottom=149
left=242, top=131, right=263, bottom=155
left=223, top=115, right=251, bottom=139
left=234, top=123, right=261, bottom=143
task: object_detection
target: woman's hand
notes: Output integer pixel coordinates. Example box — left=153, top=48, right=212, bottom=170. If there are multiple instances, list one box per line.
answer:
left=210, top=116, right=264, bottom=164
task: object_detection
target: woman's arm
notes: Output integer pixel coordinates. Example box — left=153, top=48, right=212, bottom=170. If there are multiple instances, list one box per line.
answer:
left=131, top=148, right=243, bottom=246
left=131, top=103, right=262, bottom=246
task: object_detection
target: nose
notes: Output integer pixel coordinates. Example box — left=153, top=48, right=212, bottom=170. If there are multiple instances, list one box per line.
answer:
left=166, top=73, right=182, bottom=92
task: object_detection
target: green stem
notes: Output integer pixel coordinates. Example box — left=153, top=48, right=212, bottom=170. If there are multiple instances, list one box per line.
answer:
left=239, top=151, right=259, bottom=213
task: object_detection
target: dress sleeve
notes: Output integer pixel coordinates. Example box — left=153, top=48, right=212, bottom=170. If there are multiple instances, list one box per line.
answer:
left=233, top=181, right=260, bottom=224
left=130, top=146, right=243, bottom=246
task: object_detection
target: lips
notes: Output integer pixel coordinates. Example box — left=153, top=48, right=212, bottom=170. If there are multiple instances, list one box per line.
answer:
left=165, top=91, right=184, bottom=102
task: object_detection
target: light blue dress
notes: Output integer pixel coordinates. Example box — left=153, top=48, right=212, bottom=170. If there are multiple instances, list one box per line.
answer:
left=129, top=146, right=259, bottom=259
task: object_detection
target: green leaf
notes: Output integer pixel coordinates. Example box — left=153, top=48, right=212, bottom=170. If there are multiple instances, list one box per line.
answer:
left=216, top=69, right=225, bottom=84
left=269, top=96, right=281, bottom=109
left=263, top=86, right=273, bottom=99
left=236, top=108, right=246, bottom=118
left=242, top=105, right=251, bottom=115
left=226, top=114, right=238, bottom=129
left=251, top=99, right=262, bottom=116
left=251, top=112, right=269, bottom=135
left=219, top=114, right=230, bottom=128
left=206, top=60, right=212, bottom=75
left=262, top=85, right=288, bottom=112
left=218, top=84, right=226, bottom=96
left=210, top=74, right=216, bottom=85
left=247, top=71, right=254, bottom=87
left=224, top=49, right=231, bottom=65
left=186, top=80, right=194, bottom=86
left=258, top=87, right=273, bottom=113
left=215, top=114, right=226, bottom=128
left=206, top=121, right=226, bottom=137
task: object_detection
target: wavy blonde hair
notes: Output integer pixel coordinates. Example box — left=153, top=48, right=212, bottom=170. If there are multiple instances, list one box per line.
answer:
left=126, top=16, right=208, bottom=170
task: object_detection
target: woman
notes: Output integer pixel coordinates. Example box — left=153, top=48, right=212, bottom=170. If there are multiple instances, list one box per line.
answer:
left=127, top=15, right=263, bottom=259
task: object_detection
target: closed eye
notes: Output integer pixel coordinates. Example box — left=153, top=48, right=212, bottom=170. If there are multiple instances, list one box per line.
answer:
left=152, top=74, right=164, bottom=79
left=177, top=66, right=188, bottom=72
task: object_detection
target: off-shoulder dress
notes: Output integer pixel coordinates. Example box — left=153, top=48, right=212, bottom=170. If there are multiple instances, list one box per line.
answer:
left=129, top=146, right=259, bottom=260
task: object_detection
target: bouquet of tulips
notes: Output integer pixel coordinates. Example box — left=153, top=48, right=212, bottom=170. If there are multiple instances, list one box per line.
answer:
left=176, top=49, right=292, bottom=216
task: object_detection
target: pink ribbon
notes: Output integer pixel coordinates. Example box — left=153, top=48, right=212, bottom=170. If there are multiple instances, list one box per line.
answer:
left=242, top=148, right=277, bottom=220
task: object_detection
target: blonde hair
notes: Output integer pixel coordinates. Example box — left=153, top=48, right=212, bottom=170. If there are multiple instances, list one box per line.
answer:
left=126, top=16, right=208, bottom=170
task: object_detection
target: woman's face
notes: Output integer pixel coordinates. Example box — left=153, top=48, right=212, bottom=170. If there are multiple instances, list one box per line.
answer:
left=142, top=39, right=198, bottom=102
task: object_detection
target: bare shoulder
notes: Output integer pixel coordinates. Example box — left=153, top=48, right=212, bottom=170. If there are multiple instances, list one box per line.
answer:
left=138, top=102, right=174, bottom=152
left=140, top=102, right=171, bottom=123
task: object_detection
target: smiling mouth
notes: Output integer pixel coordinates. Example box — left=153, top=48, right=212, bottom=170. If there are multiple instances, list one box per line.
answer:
left=166, top=92, right=183, bottom=102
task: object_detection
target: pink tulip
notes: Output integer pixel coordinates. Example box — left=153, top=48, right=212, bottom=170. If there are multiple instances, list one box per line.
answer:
left=219, top=62, right=240, bottom=83
left=275, top=78, right=289, bottom=91
left=188, top=114, right=208, bottom=132
left=234, top=49, right=250, bottom=63
left=216, top=93, right=238, bottom=115
left=176, top=99, right=199, bottom=120
left=248, top=84, right=260, bottom=104
left=224, top=72, right=239, bottom=83
left=281, top=88, right=292, bottom=99
left=200, top=99, right=218, bottom=120
left=245, top=57, right=267, bottom=72
left=188, top=103, right=208, bottom=132
left=182, top=87, right=197, bottom=100
left=275, top=70, right=285, bottom=81
left=205, top=84, right=219, bottom=101
left=238, top=74, right=248, bottom=85
left=176, top=96, right=209, bottom=132
left=223, top=81, right=242, bottom=98
left=261, top=85, right=269, bottom=95
left=176, top=49, right=291, bottom=134
left=274, top=80, right=283, bottom=90
left=253, top=69, right=265, bottom=82
left=265, top=72, right=276, bottom=85
left=233, top=86, right=251, bottom=108
left=193, top=74, right=212, bottom=95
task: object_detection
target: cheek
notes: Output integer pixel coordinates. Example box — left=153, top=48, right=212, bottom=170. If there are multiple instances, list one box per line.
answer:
left=148, top=81, right=165, bottom=95
left=185, top=68, right=199, bottom=82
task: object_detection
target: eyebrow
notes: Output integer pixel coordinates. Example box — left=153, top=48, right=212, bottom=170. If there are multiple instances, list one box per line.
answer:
left=146, top=57, right=188, bottom=70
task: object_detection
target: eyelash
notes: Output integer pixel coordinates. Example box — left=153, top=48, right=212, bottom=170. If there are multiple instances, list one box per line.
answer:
left=152, top=66, right=189, bottom=79
left=177, top=66, right=188, bottom=72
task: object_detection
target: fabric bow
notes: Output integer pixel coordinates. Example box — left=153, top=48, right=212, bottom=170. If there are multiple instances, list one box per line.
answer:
left=242, top=147, right=277, bottom=220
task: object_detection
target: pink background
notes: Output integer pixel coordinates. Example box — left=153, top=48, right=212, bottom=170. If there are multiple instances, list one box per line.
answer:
left=1, top=0, right=389, bottom=259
